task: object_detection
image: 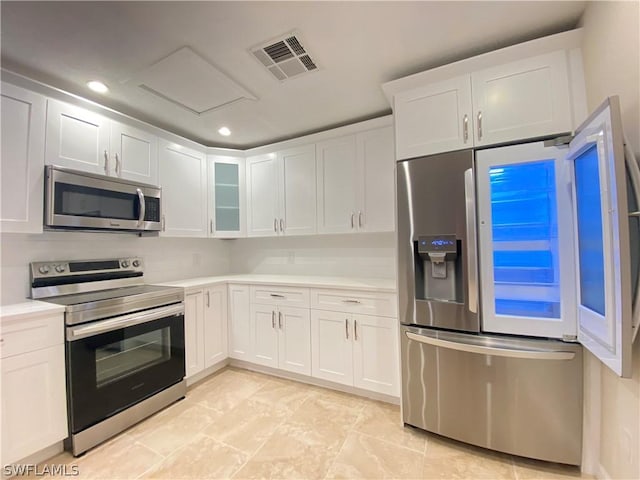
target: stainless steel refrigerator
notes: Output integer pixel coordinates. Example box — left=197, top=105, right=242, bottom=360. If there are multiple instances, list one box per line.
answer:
left=396, top=97, right=640, bottom=465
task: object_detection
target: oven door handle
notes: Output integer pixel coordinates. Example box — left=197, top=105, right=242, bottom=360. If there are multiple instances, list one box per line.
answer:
left=66, top=303, right=184, bottom=341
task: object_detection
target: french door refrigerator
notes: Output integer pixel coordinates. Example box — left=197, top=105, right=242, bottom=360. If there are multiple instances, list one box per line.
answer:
left=397, top=96, right=640, bottom=465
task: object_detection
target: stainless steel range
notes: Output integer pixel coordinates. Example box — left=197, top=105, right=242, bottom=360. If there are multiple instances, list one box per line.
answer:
left=31, top=257, right=186, bottom=456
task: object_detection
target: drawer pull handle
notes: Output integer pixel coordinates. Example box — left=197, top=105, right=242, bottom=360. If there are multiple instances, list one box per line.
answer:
left=270, top=294, right=285, bottom=298
left=342, top=299, right=361, bottom=304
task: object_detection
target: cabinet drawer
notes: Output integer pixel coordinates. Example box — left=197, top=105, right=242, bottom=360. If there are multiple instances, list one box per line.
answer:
left=250, top=285, right=310, bottom=307
left=1, top=313, right=64, bottom=359
left=311, top=289, right=398, bottom=317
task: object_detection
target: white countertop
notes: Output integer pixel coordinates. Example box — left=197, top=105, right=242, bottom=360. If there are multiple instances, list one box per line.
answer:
left=0, top=300, right=65, bottom=322
left=158, top=274, right=397, bottom=293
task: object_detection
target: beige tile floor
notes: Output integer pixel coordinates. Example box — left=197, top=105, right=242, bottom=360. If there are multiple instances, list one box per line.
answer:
left=33, top=367, right=590, bottom=479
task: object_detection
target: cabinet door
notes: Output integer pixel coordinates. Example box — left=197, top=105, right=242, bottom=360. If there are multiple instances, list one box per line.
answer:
left=279, top=145, right=317, bottom=236
left=250, top=304, right=279, bottom=368
left=352, top=314, right=399, bottom=396
left=472, top=50, right=572, bottom=146
left=110, top=121, right=158, bottom=184
left=1, top=344, right=67, bottom=465
left=310, top=310, right=353, bottom=386
left=316, top=136, right=358, bottom=234
left=204, top=285, right=228, bottom=368
left=158, top=139, right=208, bottom=237
left=246, top=154, right=279, bottom=237
left=356, top=126, right=395, bottom=233
left=208, top=156, right=246, bottom=238
left=277, top=306, right=311, bottom=375
left=394, top=74, right=473, bottom=159
left=184, top=291, right=205, bottom=378
left=1, top=83, right=46, bottom=233
left=228, top=284, right=251, bottom=361
left=45, top=99, right=110, bottom=174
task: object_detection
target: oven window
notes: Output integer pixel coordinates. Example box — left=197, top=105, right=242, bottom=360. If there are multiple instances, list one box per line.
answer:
left=54, top=182, right=139, bottom=220
left=96, top=328, right=170, bottom=388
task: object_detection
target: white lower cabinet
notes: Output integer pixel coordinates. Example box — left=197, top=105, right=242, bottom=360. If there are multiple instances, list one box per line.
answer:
left=250, top=303, right=311, bottom=375
left=311, top=310, right=399, bottom=396
left=1, top=310, right=67, bottom=466
left=184, top=285, right=228, bottom=379
left=184, top=290, right=205, bottom=377
left=228, top=284, right=251, bottom=361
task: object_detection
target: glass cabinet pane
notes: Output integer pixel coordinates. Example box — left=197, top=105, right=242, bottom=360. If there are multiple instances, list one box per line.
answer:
left=214, top=163, right=240, bottom=232
left=488, top=159, right=561, bottom=319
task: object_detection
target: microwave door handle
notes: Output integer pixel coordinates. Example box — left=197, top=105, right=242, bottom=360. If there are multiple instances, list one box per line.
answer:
left=624, top=138, right=640, bottom=341
left=136, top=188, right=145, bottom=226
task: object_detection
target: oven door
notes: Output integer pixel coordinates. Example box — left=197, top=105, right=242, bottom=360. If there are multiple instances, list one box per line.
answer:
left=66, top=303, right=185, bottom=434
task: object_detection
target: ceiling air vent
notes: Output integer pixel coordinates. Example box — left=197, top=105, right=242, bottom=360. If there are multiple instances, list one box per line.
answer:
left=250, top=32, right=319, bottom=82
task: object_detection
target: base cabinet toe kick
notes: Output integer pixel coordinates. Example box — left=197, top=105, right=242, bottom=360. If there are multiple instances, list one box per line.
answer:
left=400, top=326, right=583, bottom=466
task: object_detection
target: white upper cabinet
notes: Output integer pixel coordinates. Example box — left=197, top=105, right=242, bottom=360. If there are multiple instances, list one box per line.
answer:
left=394, top=75, right=473, bottom=159
left=317, top=127, right=395, bottom=234
left=246, top=145, right=317, bottom=237
left=1, top=82, right=46, bottom=233
left=45, top=99, right=111, bottom=174
left=316, top=136, right=359, bottom=234
left=278, top=145, right=316, bottom=236
left=472, top=51, right=572, bottom=146
left=158, top=139, right=208, bottom=237
left=45, top=99, right=159, bottom=183
left=356, top=126, right=395, bottom=232
left=208, top=155, right=246, bottom=238
left=109, top=121, right=158, bottom=184
left=246, top=153, right=279, bottom=237
left=385, top=35, right=581, bottom=160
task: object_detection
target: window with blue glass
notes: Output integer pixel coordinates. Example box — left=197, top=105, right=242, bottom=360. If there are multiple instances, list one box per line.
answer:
left=489, top=160, right=561, bottom=318
left=573, top=144, right=606, bottom=316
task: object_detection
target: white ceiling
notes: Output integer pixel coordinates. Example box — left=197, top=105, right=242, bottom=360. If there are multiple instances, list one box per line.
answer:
left=0, top=1, right=587, bottom=149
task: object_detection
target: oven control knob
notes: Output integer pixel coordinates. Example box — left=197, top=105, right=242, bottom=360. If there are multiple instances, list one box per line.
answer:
left=55, top=265, right=66, bottom=273
left=132, top=260, right=141, bottom=268
left=121, top=260, right=130, bottom=268
left=38, top=265, right=50, bottom=275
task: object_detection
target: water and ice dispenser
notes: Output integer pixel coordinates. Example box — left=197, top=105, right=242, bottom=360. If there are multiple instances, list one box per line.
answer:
left=415, top=235, right=463, bottom=303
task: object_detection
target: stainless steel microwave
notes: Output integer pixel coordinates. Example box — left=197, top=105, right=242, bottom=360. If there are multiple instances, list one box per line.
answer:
left=44, top=166, right=162, bottom=233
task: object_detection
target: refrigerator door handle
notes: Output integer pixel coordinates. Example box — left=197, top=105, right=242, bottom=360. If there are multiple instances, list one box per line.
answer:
left=405, top=331, right=576, bottom=360
left=464, top=168, right=479, bottom=314
left=624, top=138, right=640, bottom=342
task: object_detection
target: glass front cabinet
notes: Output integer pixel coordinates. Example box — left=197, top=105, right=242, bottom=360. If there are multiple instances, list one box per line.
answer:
left=207, top=155, right=246, bottom=238
left=476, top=97, right=640, bottom=377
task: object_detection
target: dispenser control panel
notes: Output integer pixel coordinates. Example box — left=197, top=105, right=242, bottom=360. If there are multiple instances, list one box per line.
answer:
left=418, top=235, right=457, bottom=255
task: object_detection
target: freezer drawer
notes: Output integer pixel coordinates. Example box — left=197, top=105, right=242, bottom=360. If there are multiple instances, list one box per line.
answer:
left=400, top=326, right=583, bottom=465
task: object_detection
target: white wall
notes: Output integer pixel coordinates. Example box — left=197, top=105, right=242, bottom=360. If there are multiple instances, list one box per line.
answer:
left=0, top=232, right=232, bottom=304
left=229, top=232, right=396, bottom=280
left=579, top=2, right=640, bottom=479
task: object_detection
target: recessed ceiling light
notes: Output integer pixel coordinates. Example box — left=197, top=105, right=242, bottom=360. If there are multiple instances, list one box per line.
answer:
left=218, top=127, right=231, bottom=136
left=87, top=80, right=109, bottom=93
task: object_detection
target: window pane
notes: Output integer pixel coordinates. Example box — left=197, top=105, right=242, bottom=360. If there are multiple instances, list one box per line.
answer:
left=489, top=160, right=560, bottom=319
left=574, top=144, right=606, bottom=316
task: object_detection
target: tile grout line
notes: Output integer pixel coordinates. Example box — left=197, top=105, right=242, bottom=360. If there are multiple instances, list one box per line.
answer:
left=227, top=391, right=313, bottom=479
left=322, top=401, right=369, bottom=480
